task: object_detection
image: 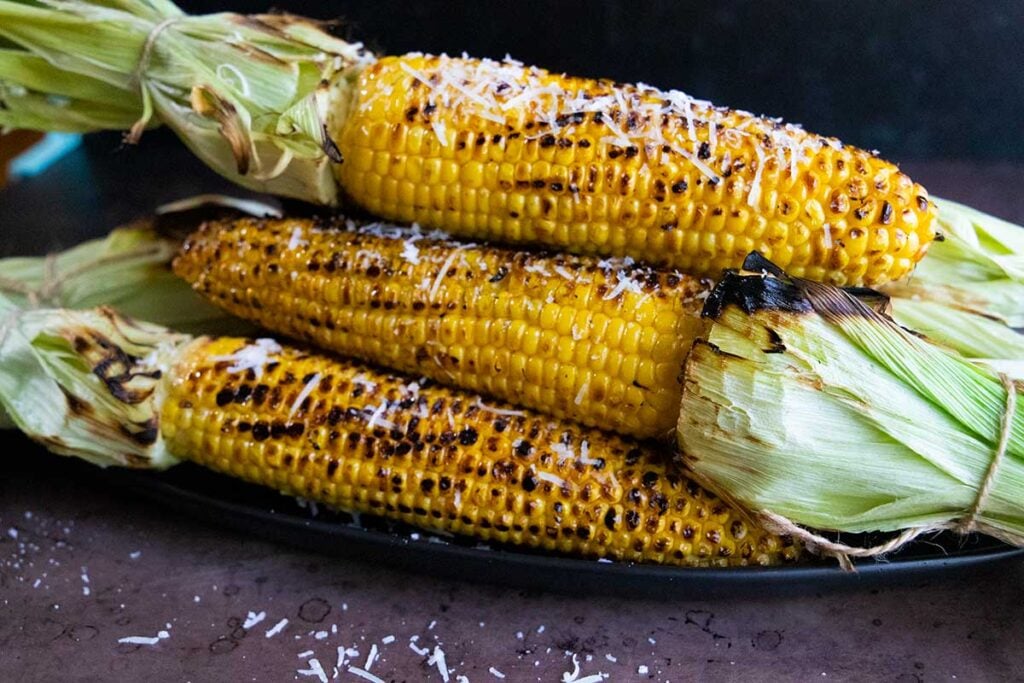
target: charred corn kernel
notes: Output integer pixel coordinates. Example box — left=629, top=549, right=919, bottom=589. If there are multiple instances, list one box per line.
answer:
left=175, top=218, right=710, bottom=440
left=160, top=336, right=800, bottom=566
left=331, top=54, right=937, bottom=287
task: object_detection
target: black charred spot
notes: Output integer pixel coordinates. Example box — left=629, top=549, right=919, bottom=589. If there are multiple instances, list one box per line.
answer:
left=698, top=141, right=711, bottom=159
left=604, top=508, right=617, bottom=530
left=251, top=422, right=271, bottom=441
left=880, top=201, right=894, bottom=225
left=624, top=510, right=640, bottom=530
left=671, top=181, right=688, bottom=193
left=420, top=479, right=435, bottom=493
left=642, top=471, right=658, bottom=488
left=216, top=388, right=235, bottom=407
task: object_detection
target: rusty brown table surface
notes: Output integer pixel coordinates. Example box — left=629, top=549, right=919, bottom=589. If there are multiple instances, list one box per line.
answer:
left=2, top=132, right=1023, bottom=681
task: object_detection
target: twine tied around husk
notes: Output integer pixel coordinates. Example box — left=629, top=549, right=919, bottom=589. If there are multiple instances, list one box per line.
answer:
left=127, top=15, right=185, bottom=143
left=758, top=373, right=1021, bottom=572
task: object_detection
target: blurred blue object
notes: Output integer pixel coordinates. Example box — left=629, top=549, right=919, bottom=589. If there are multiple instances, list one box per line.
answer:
left=9, top=133, right=82, bottom=180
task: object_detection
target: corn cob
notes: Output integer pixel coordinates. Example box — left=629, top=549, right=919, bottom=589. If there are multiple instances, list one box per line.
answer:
left=2, top=308, right=801, bottom=567
left=0, top=2, right=937, bottom=287
left=334, top=54, right=937, bottom=288
left=174, top=217, right=710, bottom=439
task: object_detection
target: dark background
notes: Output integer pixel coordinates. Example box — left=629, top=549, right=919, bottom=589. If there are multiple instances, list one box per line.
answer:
left=177, top=0, right=1024, bottom=161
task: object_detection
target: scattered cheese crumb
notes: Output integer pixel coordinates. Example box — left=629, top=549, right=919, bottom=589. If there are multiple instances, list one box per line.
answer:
left=409, top=635, right=430, bottom=656
left=289, top=372, right=321, bottom=418
left=347, top=667, right=385, bottom=683
left=427, top=646, right=450, bottom=682
left=364, top=644, right=379, bottom=670
left=211, top=338, right=282, bottom=379
left=265, top=618, right=289, bottom=638
left=638, top=665, right=649, bottom=675
left=297, top=657, right=328, bottom=683
left=243, top=611, right=266, bottom=629
left=287, top=227, right=308, bottom=251
left=489, top=667, right=506, bottom=679
left=118, top=629, right=170, bottom=646
left=381, top=635, right=396, bottom=645
left=537, top=472, right=567, bottom=489
left=129, top=551, right=141, bottom=560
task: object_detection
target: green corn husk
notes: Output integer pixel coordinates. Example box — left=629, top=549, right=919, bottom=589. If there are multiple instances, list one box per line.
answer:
left=0, top=0, right=373, bottom=204
left=883, top=197, right=1024, bottom=327
left=0, top=204, right=262, bottom=427
left=0, top=220, right=236, bottom=334
left=678, top=256, right=1024, bottom=545
left=0, top=305, right=186, bottom=468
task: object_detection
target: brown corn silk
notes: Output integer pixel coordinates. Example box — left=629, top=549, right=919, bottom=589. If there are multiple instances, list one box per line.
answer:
left=330, top=54, right=937, bottom=287
left=174, top=217, right=710, bottom=439
left=159, top=336, right=800, bottom=566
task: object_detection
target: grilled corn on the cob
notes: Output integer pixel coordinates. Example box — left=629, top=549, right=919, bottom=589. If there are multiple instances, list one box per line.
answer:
left=174, top=217, right=710, bottom=439
left=1, top=307, right=801, bottom=567
left=0, top=1, right=937, bottom=286
left=332, top=54, right=937, bottom=286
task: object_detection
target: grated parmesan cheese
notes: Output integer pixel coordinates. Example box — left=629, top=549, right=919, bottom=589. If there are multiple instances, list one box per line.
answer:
left=364, top=644, right=379, bottom=670
left=489, top=667, right=506, bottom=679
left=347, top=668, right=385, bottom=683
left=210, top=338, right=282, bottom=379
left=429, top=249, right=463, bottom=302
left=296, top=659, right=327, bottom=683
left=553, top=265, right=576, bottom=281
left=243, top=611, right=266, bottom=629
left=427, top=646, right=450, bottom=682
left=474, top=398, right=526, bottom=417
left=409, top=636, right=430, bottom=656
left=537, top=472, right=567, bottom=489
left=574, top=379, right=590, bottom=406
left=289, top=373, right=321, bottom=418
left=118, top=628, right=170, bottom=646
left=265, top=618, right=289, bottom=638
left=287, top=226, right=308, bottom=251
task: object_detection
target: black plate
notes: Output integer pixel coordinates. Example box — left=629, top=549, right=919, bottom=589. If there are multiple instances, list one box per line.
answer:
left=91, top=461, right=1023, bottom=599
